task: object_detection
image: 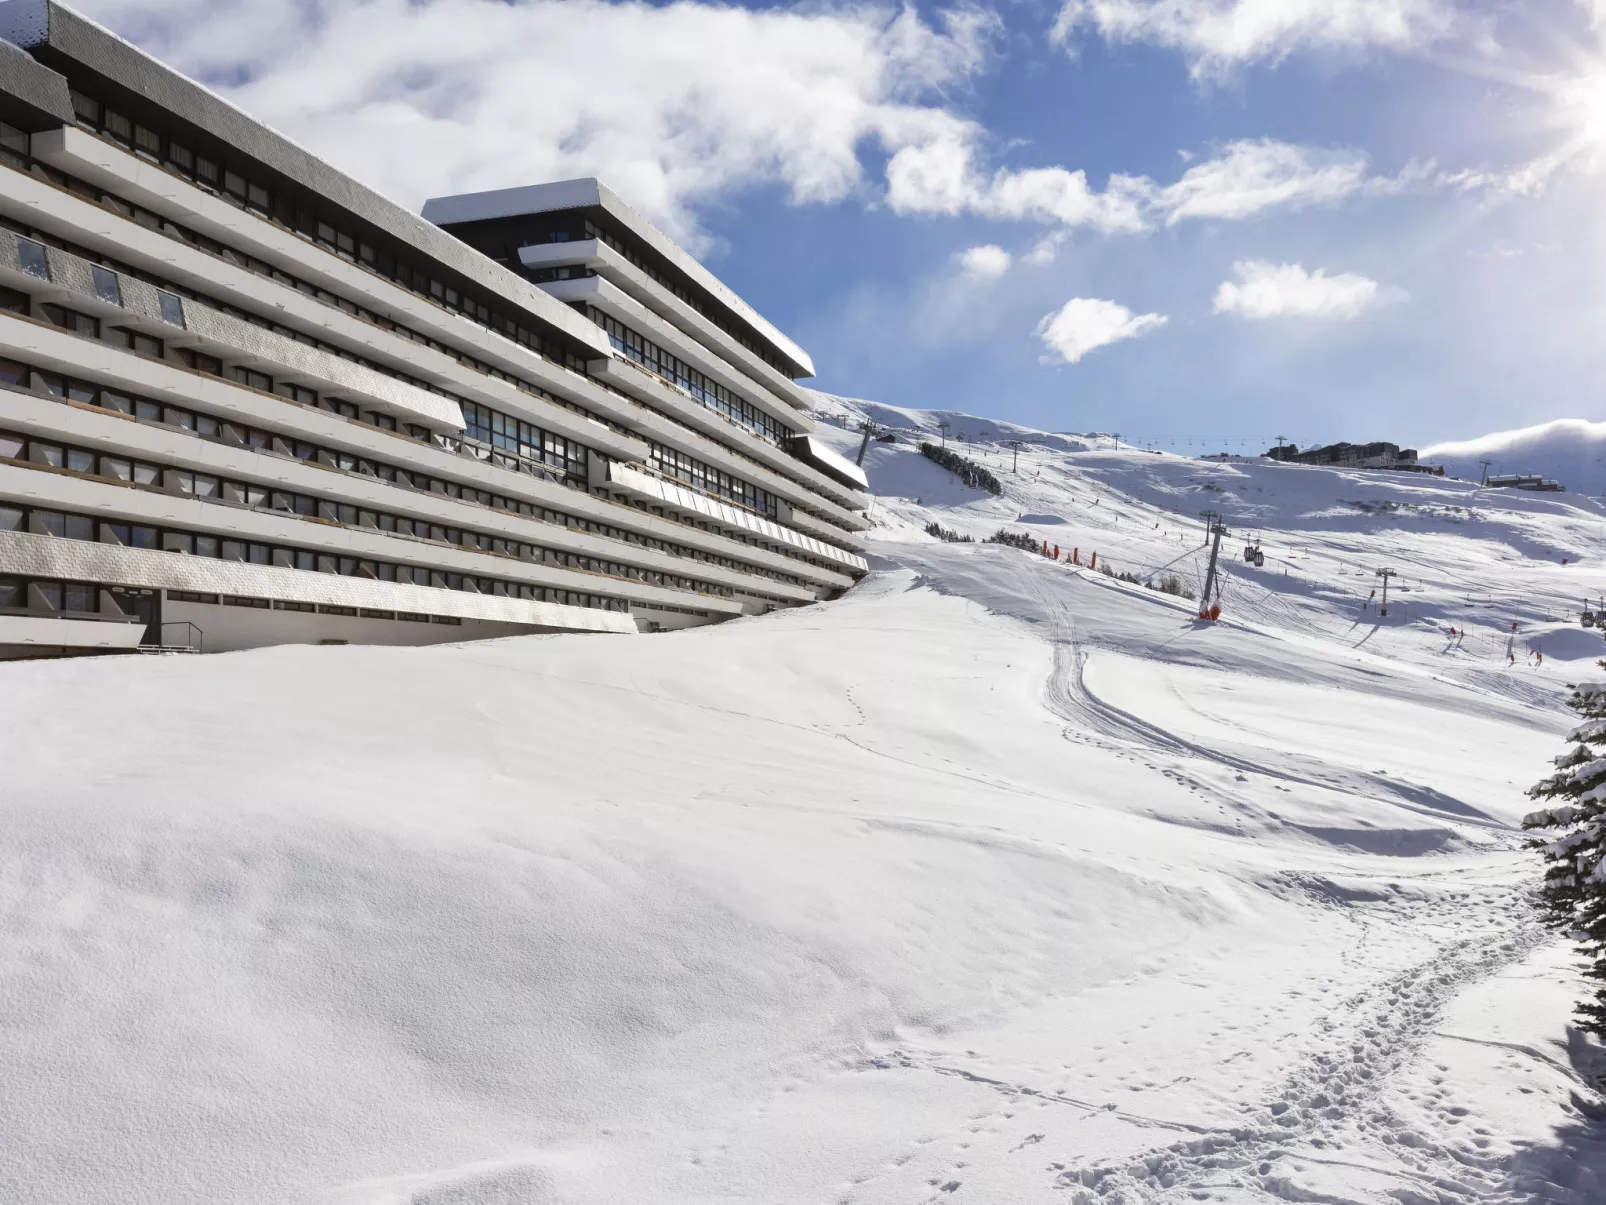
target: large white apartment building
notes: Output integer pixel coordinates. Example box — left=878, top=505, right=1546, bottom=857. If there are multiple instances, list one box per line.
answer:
left=0, top=0, right=868, bottom=657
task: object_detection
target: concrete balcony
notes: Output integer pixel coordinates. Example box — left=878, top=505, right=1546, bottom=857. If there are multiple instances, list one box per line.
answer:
left=537, top=274, right=808, bottom=433
left=591, top=458, right=867, bottom=578
left=30, top=126, right=612, bottom=361
left=520, top=239, right=819, bottom=414
left=0, top=527, right=642, bottom=633
left=0, top=609, right=146, bottom=654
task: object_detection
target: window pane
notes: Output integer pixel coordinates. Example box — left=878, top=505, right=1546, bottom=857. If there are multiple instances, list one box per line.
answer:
left=100, top=456, right=131, bottom=481
left=65, top=448, right=93, bottom=474
left=0, top=505, right=21, bottom=530
left=0, top=576, right=19, bottom=607
left=90, top=265, right=121, bottom=306
left=64, top=582, right=95, bottom=612
left=17, top=238, right=48, bottom=280
left=129, top=526, right=159, bottom=549
left=30, top=580, right=62, bottom=610
left=157, top=291, right=185, bottom=327
left=31, top=442, right=63, bottom=468
left=195, top=535, right=219, bottom=557
left=0, top=434, right=19, bottom=459
left=64, top=514, right=93, bottom=541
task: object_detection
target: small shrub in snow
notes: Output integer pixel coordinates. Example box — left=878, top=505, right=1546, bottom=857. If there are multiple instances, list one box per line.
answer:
left=924, top=522, right=973, bottom=543
left=920, top=443, right=1002, bottom=495
left=985, top=529, right=1039, bottom=552
left=1149, top=574, right=1196, bottom=601
left=1096, top=561, right=1141, bottom=584
left=1525, top=668, right=1606, bottom=1035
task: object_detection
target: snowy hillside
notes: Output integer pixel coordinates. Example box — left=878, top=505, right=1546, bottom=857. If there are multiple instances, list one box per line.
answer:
left=6, top=400, right=1606, bottom=1204
left=1424, top=418, right=1606, bottom=497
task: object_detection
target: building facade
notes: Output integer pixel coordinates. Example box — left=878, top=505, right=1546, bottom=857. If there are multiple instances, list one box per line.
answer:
left=0, top=1, right=868, bottom=657
left=1265, top=441, right=1442, bottom=474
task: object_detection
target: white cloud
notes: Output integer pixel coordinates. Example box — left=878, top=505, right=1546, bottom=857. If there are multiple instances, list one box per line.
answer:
left=886, top=135, right=1150, bottom=232
left=955, top=244, right=1012, bottom=277
left=889, top=135, right=1402, bottom=233
left=1037, top=297, right=1168, bottom=363
left=1212, top=260, right=1384, bottom=319
left=73, top=0, right=998, bottom=246
left=1155, top=139, right=1373, bottom=224
left=1053, top=0, right=1462, bottom=78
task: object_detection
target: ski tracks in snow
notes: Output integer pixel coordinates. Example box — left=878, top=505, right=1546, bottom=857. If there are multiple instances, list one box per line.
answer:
left=1054, top=908, right=1548, bottom=1203
left=1015, top=561, right=1562, bottom=1203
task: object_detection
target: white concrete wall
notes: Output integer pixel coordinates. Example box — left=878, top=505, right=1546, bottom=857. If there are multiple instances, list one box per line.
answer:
left=161, top=598, right=580, bottom=653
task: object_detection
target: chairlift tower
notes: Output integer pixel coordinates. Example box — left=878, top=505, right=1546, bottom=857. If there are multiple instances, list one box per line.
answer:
left=854, top=419, right=878, bottom=467
left=1008, top=439, right=1022, bottom=474
left=1199, top=510, right=1227, bottom=620
left=1376, top=567, right=1397, bottom=617
left=937, top=420, right=952, bottom=449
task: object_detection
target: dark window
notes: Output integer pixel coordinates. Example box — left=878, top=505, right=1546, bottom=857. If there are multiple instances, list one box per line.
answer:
left=17, top=238, right=48, bottom=280
left=179, top=349, right=222, bottom=375
left=0, top=286, right=27, bottom=313
left=114, top=329, right=163, bottom=358
left=70, top=90, right=99, bottom=124
left=133, top=125, right=161, bottom=158
left=31, top=580, right=62, bottom=610
left=41, top=305, right=98, bottom=338
left=64, top=582, right=96, bottom=613
left=129, top=525, right=159, bottom=549
left=90, top=265, right=121, bottom=306
left=156, top=292, right=184, bottom=328
left=0, top=505, right=20, bottom=530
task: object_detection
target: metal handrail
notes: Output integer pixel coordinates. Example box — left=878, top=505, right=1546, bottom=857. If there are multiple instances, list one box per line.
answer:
left=158, top=620, right=204, bottom=653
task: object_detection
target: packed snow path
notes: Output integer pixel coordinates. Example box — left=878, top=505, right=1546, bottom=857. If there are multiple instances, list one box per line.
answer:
left=4, top=409, right=1606, bottom=1203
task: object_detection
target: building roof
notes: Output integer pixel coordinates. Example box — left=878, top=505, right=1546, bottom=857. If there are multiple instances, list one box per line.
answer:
left=422, top=178, right=816, bottom=381
left=0, top=0, right=612, bottom=359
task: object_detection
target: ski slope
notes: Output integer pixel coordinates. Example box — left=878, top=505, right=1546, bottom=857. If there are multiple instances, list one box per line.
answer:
left=4, top=401, right=1606, bottom=1204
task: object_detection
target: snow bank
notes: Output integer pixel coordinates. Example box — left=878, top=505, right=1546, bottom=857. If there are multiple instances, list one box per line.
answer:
left=5, top=398, right=1606, bottom=1203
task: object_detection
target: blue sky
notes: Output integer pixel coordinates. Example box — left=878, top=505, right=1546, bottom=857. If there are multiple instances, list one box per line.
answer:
left=75, top=0, right=1606, bottom=451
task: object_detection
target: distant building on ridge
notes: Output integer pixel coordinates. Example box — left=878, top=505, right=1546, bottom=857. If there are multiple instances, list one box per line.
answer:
left=1265, top=442, right=1443, bottom=475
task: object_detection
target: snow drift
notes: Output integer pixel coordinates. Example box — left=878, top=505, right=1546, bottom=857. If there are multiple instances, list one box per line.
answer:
left=4, top=397, right=1606, bottom=1204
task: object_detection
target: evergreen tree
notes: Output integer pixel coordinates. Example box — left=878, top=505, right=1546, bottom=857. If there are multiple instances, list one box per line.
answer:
left=1524, top=665, right=1606, bottom=1035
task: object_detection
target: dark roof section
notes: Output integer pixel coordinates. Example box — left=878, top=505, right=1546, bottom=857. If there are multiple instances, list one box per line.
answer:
left=0, top=34, right=73, bottom=130
left=424, top=179, right=816, bottom=381
left=0, top=0, right=612, bottom=358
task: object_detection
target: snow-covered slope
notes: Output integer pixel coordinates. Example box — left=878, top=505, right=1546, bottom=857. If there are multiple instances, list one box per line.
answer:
left=1424, top=418, right=1606, bottom=497
left=5, top=400, right=1606, bottom=1205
